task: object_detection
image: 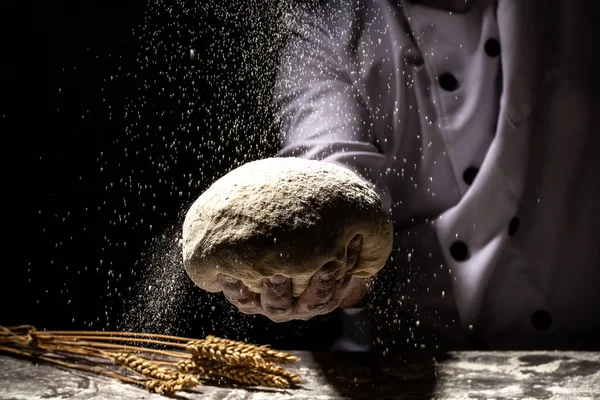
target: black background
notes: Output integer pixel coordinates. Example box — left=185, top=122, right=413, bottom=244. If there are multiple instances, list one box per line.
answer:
left=1, top=1, right=342, bottom=350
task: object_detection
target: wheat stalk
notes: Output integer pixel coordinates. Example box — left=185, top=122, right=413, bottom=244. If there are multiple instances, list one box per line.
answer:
left=0, top=325, right=301, bottom=395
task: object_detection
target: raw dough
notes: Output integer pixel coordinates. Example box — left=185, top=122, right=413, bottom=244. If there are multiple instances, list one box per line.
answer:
left=182, top=157, right=393, bottom=297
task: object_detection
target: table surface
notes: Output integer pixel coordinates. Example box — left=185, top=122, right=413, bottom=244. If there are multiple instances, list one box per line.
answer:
left=1, top=351, right=599, bottom=399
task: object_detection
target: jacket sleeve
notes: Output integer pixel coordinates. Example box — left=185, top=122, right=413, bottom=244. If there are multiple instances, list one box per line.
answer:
left=272, top=6, right=392, bottom=213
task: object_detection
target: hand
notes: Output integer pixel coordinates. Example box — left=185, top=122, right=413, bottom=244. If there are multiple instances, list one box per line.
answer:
left=218, top=234, right=363, bottom=322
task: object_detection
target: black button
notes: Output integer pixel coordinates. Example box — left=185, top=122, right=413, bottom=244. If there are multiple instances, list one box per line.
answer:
left=484, top=39, right=501, bottom=57
left=450, top=241, right=469, bottom=261
left=508, top=217, right=520, bottom=236
left=439, top=73, right=459, bottom=91
left=532, top=310, right=552, bottom=331
left=463, top=166, right=479, bottom=185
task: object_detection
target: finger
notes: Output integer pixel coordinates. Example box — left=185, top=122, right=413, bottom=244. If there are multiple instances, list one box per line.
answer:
left=227, top=292, right=261, bottom=314
left=219, top=275, right=248, bottom=300
left=328, top=268, right=355, bottom=306
left=235, top=298, right=262, bottom=314
left=219, top=275, right=260, bottom=311
left=261, top=275, right=292, bottom=315
left=315, top=260, right=341, bottom=280
left=263, top=312, right=295, bottom=323
left=348, top=234, right=362, bottom=249
left=346, top=234, right=362, bottom=269
left=295, top=262, right=339, bottom=313
left=327, top=235, right=361, bottom=305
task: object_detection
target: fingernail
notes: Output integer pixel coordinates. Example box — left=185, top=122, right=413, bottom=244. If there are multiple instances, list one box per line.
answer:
left=318, top=269, right=339, bottom=280
left=317, top=262, right=339, bottom=279
left=268, top=274, right=287, bottom=284
left=348, top=235, right=362, bottom=249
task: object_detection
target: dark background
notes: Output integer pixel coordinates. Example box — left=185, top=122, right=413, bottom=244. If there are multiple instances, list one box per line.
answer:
left=1, top=0, right=342, bottom=349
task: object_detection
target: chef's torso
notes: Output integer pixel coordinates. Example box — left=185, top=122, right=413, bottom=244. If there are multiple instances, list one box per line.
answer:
left=275, top=0, right=600, bottom=349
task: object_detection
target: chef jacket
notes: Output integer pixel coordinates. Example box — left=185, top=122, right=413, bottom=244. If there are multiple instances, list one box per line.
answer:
left=273, top=0, right=600, bottom=349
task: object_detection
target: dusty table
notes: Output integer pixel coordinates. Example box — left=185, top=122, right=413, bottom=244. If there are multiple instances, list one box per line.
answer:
left=0, top=351, right=598, bottom=399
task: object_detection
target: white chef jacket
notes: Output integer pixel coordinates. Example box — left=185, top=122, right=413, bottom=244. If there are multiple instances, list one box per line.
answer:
left=273, top=0, right=600, bottom=349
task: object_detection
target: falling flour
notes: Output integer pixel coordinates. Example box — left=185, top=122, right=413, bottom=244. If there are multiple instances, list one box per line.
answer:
left=119, top=223, right=194, bottom=335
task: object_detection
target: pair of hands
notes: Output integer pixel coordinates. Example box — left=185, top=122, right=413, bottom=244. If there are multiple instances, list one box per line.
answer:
left=217, top=235, right=363, bottom=322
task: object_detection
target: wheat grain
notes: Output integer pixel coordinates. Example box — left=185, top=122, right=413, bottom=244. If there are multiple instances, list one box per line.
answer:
left=177, top=357, right=300, bottom=386
left=113, top=353, right=170, bottom=379
left=205, top=335, right=300, bottom=364
left=192, top=358, right=291, bottom=388
left=252, top=363, right=301, bottom=384
left=186, top=340, right=266, bottom=366
left=176, top=359, right=199, bottom=374
left=145, top=375, right=199, bottom=394
left=114, top=353, right=179, bottom=380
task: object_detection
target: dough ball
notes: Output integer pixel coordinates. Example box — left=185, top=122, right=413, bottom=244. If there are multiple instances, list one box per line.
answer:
left=182, top=157, right=393, bottom=297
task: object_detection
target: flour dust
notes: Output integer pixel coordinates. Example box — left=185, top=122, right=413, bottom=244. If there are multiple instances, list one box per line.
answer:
left=118, top=220, right=191, bottom=335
